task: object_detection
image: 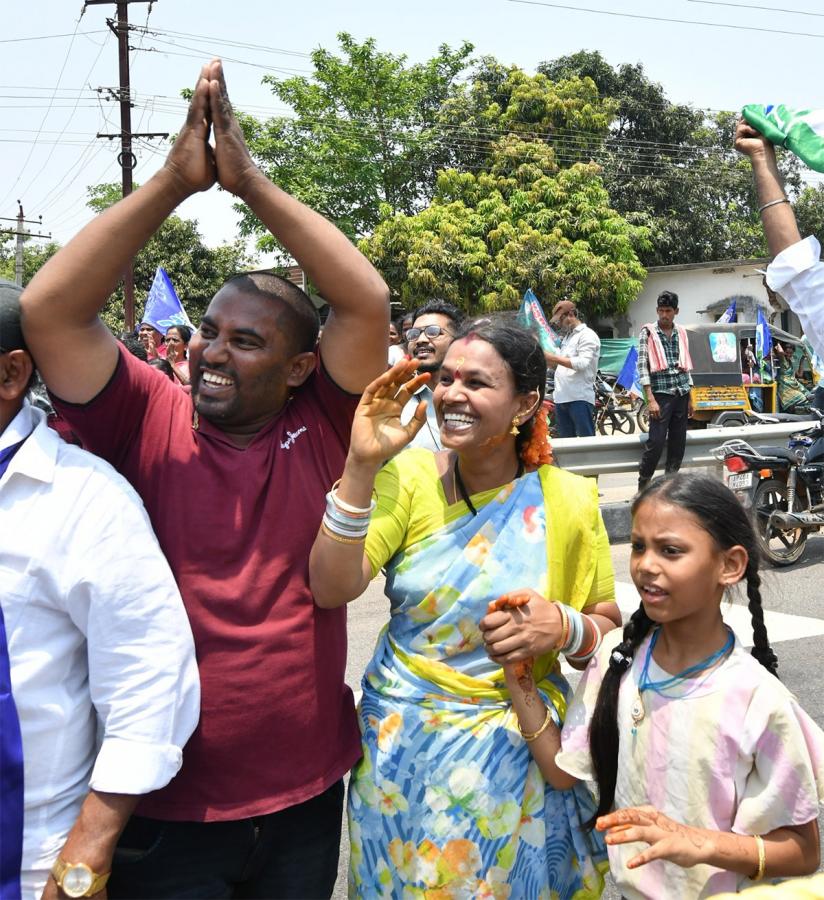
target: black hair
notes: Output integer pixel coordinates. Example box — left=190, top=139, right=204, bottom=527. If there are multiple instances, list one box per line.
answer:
left=120, top=335, right=148, bottom=362
left=411, top=298, right=464, bottom=332
left=166, top=324, right=193, bottom=343
left=148, top=358, right=176, bottom=381
left=586, top=473, right=778, bottom=827
left=224, top=271, right=320, bottom=354
left=656, top=290, right=679, bottom=309
left=452, top=316, right=547, bottom=456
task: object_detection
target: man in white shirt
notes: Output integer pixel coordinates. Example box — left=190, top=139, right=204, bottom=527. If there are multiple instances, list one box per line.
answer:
left=400, top=299, right=463, bottom=452
left=736, top=120, right=824, bottom=367
left=0, top=281, right=199, bottom=899
left=545, top=301, right=601, bottom=437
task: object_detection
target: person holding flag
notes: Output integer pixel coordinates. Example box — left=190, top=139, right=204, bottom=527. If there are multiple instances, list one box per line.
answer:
left=735, top=118, right=824, bottom=363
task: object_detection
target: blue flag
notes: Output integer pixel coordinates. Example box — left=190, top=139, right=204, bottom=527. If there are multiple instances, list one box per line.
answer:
left=516, top=289, right=561, bottom=353
left=141, top=267, right=193, bottom=333
left=755, top=308, right=772, bottom=361
left=717, top=299, right=737, bottom=324
left=615, top=346, right=642, bottom=396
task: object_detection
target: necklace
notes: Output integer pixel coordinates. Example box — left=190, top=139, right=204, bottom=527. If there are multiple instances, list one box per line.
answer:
left=630, top=626, right=734, bottom=732
left=452, top=456, right=524, bottom=517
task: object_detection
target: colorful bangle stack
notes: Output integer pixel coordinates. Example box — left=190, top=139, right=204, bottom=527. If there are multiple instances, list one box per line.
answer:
left=321, top=482, right=376, bottom=545
left=567, top=615, right=603, bottom=664
left=555, top=604, right=603, bottom=663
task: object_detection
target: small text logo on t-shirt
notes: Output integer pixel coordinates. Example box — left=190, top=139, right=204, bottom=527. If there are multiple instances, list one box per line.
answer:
left=280, top=426, right=308, bottom=450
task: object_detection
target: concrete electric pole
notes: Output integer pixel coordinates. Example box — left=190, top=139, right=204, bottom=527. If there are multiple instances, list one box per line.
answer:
left=0, top=203, right=51, bottom=287
left=84, top=0, right=167, bottom=331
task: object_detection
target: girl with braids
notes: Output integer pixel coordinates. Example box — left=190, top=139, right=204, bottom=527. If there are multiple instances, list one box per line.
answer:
left=310, top=318, right=620, bottom=898
left=547, top=474, right=824, bottom=899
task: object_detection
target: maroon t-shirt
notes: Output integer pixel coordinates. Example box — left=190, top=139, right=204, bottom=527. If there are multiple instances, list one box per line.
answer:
left=52, top=347, right=362, bottom=821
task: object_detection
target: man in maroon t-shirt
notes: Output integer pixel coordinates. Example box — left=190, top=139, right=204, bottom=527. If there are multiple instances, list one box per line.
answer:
left=21, top=60, right=389, bottom=899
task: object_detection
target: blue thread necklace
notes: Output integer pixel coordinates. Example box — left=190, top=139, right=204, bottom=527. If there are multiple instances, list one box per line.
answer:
left=630, top=626, right=734, bottom=733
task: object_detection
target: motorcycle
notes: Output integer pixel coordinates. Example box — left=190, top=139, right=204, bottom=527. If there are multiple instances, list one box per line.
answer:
left=714, top=409, right=824, bottom=566
left=594, top=372, right=635, bottom=436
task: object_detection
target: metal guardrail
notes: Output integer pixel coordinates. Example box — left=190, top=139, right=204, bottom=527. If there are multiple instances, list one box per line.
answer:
left=552, top=421, right=816, bottom=477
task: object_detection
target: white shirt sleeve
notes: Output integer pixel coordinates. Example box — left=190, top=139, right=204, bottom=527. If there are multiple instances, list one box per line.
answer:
left=568, top=329, right=600, bottom=372
left=64, top=477, right=200, bottom=796
left=766, top=235, right=824, bottom=359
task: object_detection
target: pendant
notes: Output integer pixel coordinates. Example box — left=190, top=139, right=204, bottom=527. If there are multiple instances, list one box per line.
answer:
left=630, top=692, right=645, bottom=728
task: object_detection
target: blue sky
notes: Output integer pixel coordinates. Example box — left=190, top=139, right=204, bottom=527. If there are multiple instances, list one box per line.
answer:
left=3, top=0, right=824, bottom=255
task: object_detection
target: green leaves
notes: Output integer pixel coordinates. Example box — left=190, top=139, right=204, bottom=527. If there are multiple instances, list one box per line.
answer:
left=360, top=137, right=648, bottom=320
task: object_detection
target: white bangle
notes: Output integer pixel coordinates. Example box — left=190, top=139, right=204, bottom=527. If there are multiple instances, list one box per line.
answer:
left=758, top=196, right=789, bottom=213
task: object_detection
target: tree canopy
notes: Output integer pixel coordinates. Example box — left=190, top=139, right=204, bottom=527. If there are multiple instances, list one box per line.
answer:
left=360, top=135, right=649, bottom=319
left=539, top=50, right=807, bottom=266
left=235, top=33, right=474, bottom=249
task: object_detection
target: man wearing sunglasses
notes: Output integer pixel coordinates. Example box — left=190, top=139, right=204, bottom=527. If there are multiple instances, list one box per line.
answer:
left=400, top=299, right=463, bottom=451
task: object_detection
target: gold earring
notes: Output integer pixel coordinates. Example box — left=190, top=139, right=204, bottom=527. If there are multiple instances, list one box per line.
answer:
left=510, top=417, right=520, bottom=436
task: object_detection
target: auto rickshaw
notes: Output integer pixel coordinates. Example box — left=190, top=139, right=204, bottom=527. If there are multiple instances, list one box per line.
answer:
left=685, top=323, right=815, bottom=426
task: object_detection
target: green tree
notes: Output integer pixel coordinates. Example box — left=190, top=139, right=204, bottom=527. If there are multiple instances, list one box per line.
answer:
left=436, top=57, right=616, bottom=174
left=539, top=51, right=802, bottom=265
left=85, top=184, right=255, bottom=333
left=235, top=33, right=474, bottom=249
left=360, top=135, right=649, bottom=319
left=0, top=237, right=61, bottom=286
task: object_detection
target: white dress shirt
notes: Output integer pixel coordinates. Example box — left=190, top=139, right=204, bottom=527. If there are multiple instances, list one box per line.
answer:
left=0, top=401, right=199, bottom=879
left=552, top=323, right=601, bottom=405
left=766, top=235, right=824, bottom=359
left=400, top=384, right=442, bottom=452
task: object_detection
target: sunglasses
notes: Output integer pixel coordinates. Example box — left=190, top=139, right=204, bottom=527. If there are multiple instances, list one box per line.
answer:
left=405, top=325, right=453, bottom=342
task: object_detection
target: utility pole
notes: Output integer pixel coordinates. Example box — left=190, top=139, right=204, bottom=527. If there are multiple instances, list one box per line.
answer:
left=0, top=203, right=51, bottom=287
left=85, top=0, right=166, bottom=331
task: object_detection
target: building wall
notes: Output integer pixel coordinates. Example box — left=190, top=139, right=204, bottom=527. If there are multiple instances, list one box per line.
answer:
left=600, top=263, right=801, bottom=338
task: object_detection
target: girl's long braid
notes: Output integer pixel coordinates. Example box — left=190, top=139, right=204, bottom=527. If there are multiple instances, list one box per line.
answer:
left=745, top=558, right=779, bottom=677
left=586, top=603, right=654, bottom=828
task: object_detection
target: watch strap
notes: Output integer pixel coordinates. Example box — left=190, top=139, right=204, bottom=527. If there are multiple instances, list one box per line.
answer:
left=51, top=857, right=111, bottom=897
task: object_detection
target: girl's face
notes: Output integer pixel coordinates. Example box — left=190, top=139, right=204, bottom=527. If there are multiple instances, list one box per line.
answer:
left=434, top=337, right=537, bottom=452
left=630, top=498, right=747, bottom=629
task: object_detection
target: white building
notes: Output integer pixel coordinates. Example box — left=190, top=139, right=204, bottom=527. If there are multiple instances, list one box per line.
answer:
left=600, top=257, right=802, bottom=338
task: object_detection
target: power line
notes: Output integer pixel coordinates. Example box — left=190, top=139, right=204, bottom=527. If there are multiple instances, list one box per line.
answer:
left=0, top=30, right=107, bottom=44
left=127, top=23, right=312, bottom=58
left=505, top=0, right=824, bottom=39
left=688, top=0, right=824, bottom=17
left=0, top=14, right=84, bottom=211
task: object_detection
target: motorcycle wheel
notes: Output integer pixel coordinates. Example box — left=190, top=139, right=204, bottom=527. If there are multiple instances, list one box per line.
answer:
left=752, top=478, right=808, bottom=566
left=598, top=407, right=636, bottom=436
left=635, top=402, right=650, bottom=434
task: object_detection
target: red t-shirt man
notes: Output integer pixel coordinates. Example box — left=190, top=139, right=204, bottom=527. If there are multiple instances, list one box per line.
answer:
left=53, top=347, right=362, bottom=821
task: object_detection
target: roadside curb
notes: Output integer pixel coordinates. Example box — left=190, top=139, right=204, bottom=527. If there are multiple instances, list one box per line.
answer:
left=600, top=500, right=631, bottom=544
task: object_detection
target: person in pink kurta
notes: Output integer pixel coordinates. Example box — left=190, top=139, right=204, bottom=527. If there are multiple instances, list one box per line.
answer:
left=550, top=474, right=823, bottom=899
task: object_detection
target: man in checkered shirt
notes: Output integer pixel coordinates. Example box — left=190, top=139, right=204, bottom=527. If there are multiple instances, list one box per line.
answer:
left=637, top=291, right=694, bottom=492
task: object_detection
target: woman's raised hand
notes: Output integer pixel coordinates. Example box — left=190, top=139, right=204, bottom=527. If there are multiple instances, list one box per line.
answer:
left=348, top=359, right=431, bottom=466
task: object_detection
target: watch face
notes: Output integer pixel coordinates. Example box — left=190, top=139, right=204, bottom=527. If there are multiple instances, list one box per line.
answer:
left=62, top=864, right=94, bottom=898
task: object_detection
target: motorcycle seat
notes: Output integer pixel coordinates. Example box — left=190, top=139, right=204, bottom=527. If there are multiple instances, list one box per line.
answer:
left=757, top=446, right=798, bottom=463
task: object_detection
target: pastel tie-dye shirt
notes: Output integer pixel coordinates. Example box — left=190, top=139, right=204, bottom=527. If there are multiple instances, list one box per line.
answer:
left=557, top=628, right=824, bottom=899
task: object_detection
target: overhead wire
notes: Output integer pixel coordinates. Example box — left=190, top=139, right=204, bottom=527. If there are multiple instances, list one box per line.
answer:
left=687, top=0, right=824, bottom=16
left=18, top=30, right=111, bottom=203
left=505, top=0, right=824, bottom=39
left=0, top=14, right=83, bottom=210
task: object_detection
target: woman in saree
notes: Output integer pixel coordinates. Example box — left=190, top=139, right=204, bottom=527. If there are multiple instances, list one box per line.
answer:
left=309, top=319, right=621, bottom=898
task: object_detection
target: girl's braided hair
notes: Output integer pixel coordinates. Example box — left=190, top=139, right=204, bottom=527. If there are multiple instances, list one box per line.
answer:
left=586, top=473, right=778, bottom=827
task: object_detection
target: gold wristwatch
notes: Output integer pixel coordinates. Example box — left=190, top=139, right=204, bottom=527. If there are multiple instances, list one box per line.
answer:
left=51, top=858, right=110, bottom=898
